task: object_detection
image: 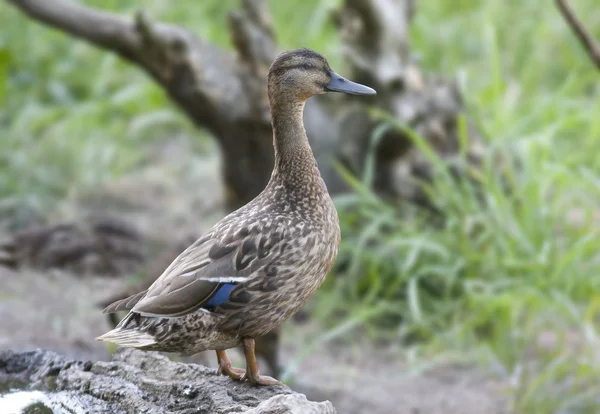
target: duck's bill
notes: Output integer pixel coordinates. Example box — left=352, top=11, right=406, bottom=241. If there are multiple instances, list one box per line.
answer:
left=326, top=71, right=376, bottom=95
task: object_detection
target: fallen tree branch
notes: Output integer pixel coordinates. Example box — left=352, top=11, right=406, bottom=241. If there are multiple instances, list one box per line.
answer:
left=555, top=0, right=600, bottom=70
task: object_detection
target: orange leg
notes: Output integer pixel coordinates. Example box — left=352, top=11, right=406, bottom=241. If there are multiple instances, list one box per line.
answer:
left=241, top=338, right=282, bottom=386
left=216, top=349, right=245, bottom=380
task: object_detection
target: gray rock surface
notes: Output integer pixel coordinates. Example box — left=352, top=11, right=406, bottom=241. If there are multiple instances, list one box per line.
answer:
left=0, top=348, right=335, bottom=414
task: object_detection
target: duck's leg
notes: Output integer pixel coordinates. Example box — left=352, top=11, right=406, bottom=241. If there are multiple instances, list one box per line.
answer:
left=241, top=338, right=283, bottom=386
left=216, top=349, right=245, bottom=380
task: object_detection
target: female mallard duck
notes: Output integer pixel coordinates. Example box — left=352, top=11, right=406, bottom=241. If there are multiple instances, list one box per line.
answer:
left=96, top=235, right=283, bottom=377
left=97, top=48, right=376, bottom=386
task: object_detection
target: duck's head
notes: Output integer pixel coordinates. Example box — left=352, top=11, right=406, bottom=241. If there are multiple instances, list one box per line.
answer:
left=267, top=48, right=376, bottom=102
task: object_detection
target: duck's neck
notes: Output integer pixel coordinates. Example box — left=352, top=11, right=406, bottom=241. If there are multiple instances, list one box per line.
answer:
left=270, top=99, right=319, bottom=180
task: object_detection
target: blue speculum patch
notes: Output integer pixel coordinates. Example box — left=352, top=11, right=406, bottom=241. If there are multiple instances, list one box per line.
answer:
left=205, top=283, right=236, bottom=309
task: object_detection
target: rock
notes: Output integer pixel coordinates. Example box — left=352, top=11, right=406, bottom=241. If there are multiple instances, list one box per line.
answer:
left=0, top=348, right=335, bottom=414
left=246, top=394, right=335, bottom=414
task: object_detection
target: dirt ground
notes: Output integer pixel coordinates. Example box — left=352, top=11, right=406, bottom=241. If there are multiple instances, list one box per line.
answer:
left=0, top=140, right=510, bottom=414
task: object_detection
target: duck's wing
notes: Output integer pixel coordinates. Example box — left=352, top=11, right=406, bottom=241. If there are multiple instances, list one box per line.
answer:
left=102, top=290, right=148, bottom=314
left=124, top=229, right=280, bottom=318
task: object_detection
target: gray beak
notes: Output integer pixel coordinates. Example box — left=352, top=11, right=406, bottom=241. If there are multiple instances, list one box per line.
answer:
left=325, top=70, right=376, bottom=95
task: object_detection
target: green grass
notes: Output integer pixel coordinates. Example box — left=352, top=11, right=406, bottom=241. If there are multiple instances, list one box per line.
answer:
left=2, top=0, right=600, bottom=412
left=322, top=1, right=600, bottom=412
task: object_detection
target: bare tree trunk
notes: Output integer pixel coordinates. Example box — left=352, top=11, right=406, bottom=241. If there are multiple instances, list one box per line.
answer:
left=7, top=0, right=484, bottom=210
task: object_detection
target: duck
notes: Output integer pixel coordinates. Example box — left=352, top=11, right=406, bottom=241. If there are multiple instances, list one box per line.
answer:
left=97, top=48, right=376, bottom=386
left=97, top=234, right=282, bottom=376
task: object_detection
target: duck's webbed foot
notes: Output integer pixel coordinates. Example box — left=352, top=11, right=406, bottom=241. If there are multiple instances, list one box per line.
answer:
left=216, top=349, right=245, bottom=380
left=241, top=338, right=283, bottom=386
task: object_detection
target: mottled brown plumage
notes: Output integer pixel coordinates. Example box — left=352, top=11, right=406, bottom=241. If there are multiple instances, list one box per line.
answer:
left=97, top=48, right=375, bottom=386
left=97, top=234, right=283, bottom=376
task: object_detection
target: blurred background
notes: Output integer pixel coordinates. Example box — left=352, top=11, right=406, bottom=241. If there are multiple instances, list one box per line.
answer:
left=0, top=0, right=599, bottom=413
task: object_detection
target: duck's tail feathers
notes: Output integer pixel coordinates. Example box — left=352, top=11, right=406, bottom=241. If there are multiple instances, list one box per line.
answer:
left=96, top=327, right=157, bottom=348
left=95, top=313, right=157, bottom=348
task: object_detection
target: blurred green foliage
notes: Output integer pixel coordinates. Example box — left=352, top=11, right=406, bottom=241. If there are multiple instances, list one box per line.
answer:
left=1, top=0, right=600, bottom=412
